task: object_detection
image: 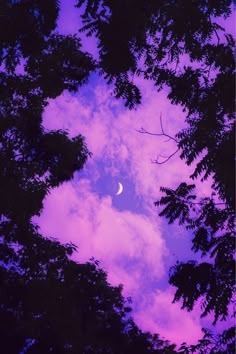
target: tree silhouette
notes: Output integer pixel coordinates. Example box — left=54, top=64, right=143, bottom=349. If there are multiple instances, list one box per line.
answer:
left=0, top=226, right=177, bottom=353
left=76, top=0, right=235, bottom=351
left=156, top=183, right=235, bottom=321
left=0, top=1, right=179, bottom=353
left=1, top=0, right=235, bottom=352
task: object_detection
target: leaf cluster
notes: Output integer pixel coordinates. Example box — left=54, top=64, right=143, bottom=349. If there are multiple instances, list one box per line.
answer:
left=178, top=327, right=235, bottom=354
left=155, top=183, right=235, bottom=324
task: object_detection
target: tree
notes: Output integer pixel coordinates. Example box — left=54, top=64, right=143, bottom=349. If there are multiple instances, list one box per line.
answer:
left=0, top=1, right=179, bottom=353
left=76, top=0, right=235, bottom=349
left=1, top=0, right=235, bottom=351
left=155, top=183, right=235, bottom=353
left=0, top=225, right=177, bottom=353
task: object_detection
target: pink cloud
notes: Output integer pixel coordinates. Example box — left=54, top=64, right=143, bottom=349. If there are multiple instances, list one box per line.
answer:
left=41, top=3, right=235, bottom=346
left=44, top=79, right=211, bottom=206
left=40, top=78, right=213, bottom=344
left=36, top=179, right=204, bottom=344
left=37, top=180, right=167, bottom=293
left=134, top=287, right=202, bottom=345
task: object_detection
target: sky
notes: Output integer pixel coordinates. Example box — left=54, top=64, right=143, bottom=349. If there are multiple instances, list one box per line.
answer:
left=35, top=1, right=234, bottom=346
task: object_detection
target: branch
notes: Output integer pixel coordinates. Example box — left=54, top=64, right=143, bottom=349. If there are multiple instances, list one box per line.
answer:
left=213, top=28, right=220, bottom=46
left=137, top=113, right=179, bottom=143
left=174, top=197, right=227, bottom=207
left=138, top=113, right=180, bottom=164
left=151, top=148, right=180, bottom=164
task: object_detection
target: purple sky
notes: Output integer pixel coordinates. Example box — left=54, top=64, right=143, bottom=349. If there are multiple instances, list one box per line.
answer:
left=35, top=1, right=234, bottom=346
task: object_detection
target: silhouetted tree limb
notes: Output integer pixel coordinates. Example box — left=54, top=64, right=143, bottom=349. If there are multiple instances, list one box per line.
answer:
left=151, top=148, right=180, bottom=165
left=138, top=114, right=180, bottom=164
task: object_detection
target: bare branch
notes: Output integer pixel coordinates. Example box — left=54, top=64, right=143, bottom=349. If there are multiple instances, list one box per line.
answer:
left=160, top=112, right=164, bottom=134
left=138, top=113, right=180, bottom=165
left=164, top=137, right=172, bottom=142
left=137, top=126, right=178, bottom=143
left=151, top=148, right=180, bottom=165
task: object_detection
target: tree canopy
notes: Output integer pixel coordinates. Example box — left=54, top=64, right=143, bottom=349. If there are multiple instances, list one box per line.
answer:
left=0, top=0, right=235, bottom=353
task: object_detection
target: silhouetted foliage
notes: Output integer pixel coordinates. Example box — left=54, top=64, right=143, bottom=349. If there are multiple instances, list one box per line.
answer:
left=0, top=1, right=94, bottom=228
left=1, top=0, right=235, bottom=352
left=77, top=0, right=235, bottom=206
left=0, top=221, right=178, bottom=353
left=155, top=182, right=235, bottom=337
left=178, top=327, right=235, bottom=354
left=0, top=1, right=180, bottom=353
left=76, top=0, right=236, bottom=350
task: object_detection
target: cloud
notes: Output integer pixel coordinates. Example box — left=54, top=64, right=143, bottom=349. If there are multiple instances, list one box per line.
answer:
left=45, top=3, right=234, bottom=345
left=134, top=287, right=203, bottom=345
left=37, top=180, right=167, bottom=294
left=40, top=77, right=211, bottom=344
left=44, top=78, right=207, bottom=206
left=36, top=179, right=203, bottom=345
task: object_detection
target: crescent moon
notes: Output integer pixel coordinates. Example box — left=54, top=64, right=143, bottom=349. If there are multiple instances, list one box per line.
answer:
left=116, top=182, right=123, bottom=195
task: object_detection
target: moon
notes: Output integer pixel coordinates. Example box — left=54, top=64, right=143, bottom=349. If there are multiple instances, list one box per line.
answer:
left=116, top=182, right=123, bottom=195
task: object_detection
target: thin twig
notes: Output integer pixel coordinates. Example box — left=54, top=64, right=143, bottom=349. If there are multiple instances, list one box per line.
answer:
left=160, top=112, right=164, bottom=134
left=164, top=137, right=172, bottom=142
left=151, top=148, right=180, bottom=164
left=137, top=125, right=178, bottom=143
left=213, top=28, right=220, bottom=46
left=138, top=114, right=180, bottom=165
left=176, top=197, right=227, bottom=207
